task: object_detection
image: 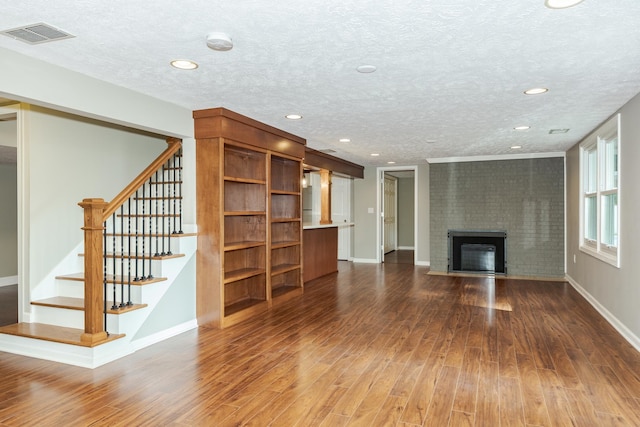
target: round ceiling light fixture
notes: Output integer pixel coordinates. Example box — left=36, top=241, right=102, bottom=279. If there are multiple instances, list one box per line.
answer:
left=544, top=0, right=585, bottom=9
left=170, top=59, right=198, bottom=70
left=514, top=126, right=531, bottom=130
left=206, top=32, right=233, bottom=51
left=285, top=114, right=303, bottom=120
left=524, top=87, right=549, bottom=95
left=356, top=64, right=377, bottom=73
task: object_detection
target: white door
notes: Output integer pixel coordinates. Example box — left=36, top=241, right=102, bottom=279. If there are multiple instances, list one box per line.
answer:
left=383, top=175, right=397, bottom=254
left=331, top=176, right=352, bottom=260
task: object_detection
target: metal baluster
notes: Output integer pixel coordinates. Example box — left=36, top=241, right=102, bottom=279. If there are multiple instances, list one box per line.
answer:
left=178, top=149, right=183, bottom=234
left=111, top=212, right=118, bottom=310
left=166, top=157, right=174, bottom=256
left=118, top=205, right=124, bottom=308
left=141, top=181, right=146, bottom=281
left=148, top=177, right=154, bottom=279
left=127, top=198, right=133, bottom=306
left=134, top=189, right=140, bottom=281
left=172, top=154, right=177, bottom=234
left=161, top=167, right=167, bottom=256
left=103, top=222, right=109, bottom=335
left=154, top=171, right=160, bottom=257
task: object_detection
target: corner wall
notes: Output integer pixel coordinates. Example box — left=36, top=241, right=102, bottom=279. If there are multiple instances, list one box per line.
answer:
left=430, top=157, right=565, bottom=277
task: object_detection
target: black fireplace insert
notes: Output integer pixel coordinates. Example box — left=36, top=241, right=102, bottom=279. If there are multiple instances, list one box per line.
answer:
left=448, top=230, right=507, bottom=274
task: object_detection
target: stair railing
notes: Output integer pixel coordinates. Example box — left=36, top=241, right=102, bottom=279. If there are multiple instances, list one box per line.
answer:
left=79, top=138, right=182, bottom=344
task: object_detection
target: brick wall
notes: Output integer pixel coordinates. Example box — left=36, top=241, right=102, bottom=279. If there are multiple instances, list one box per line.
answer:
left=429, top=157, right=564, bottom=278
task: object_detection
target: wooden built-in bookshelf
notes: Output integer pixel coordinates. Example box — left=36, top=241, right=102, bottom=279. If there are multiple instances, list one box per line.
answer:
left=194, top=107, right=305, bottom=328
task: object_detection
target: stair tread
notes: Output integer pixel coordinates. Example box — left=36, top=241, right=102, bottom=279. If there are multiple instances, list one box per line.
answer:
left=55, top=273, right=167, bottom=285
left=0, top=323, right=124, bottom=347
left=31, top=296, right=147, bottom=314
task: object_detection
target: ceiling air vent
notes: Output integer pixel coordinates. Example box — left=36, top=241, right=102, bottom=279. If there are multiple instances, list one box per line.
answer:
left=1, top=23, right=74, bottom=45
left=318, top=149, right=337, bottom=154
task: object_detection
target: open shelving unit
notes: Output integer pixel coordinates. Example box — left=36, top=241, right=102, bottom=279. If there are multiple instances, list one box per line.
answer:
left=269, top=154, right=303, bottom=302
left=195, top=107, right=305, bottom=328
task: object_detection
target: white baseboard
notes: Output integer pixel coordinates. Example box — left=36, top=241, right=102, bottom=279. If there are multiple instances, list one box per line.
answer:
left=415, top=261, right=430, bottom=267
left=132, top=319, right=198, bottom=352
left=0, top=276, right=18, bottom=287
left=352, top=258, right=379, bottom=264
left=565, top=274, right=640, bottom=353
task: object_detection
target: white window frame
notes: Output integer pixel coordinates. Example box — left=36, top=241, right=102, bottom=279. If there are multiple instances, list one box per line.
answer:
left=579, top=114, right=620, bottom=267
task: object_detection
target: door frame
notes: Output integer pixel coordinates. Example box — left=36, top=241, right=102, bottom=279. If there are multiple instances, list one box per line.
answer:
left=382, top=173, right=398, bottom=257
left=0, top=103, right=27, bottom=322
left=376, top=165, right=418, bottom=264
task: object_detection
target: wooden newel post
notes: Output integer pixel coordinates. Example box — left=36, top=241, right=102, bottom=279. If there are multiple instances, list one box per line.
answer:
left=78, top=198, right=108, bottom=345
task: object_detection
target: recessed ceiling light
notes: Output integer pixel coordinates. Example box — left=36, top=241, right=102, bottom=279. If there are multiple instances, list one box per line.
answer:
left=524, top=87, right=549, bottom=95
left=549, top=128, right=570, bottom=134
left=387, top=161, right=396, bottom=164
left=545, top=0, right=585, bottom=9
left=285, top=114, right=302, bottom=120
left=371, top=153, right=380, bottom=157
left=170, top=59, right=198, bottom=70
left=356, top=65, right=377, bottom=73
left=511, top=145, right=522, bottom=150
left=514, top=126, right=531, bottom=130
left=339, top=138, right=351, bottom=143
left=426, top=139, right=437, bottom=144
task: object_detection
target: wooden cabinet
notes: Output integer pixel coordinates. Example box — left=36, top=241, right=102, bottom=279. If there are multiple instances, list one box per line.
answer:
left=195, top=108, right=305, bottom=328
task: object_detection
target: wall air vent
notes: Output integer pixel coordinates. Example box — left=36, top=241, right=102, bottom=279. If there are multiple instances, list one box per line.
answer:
left=1, top=23, right=74, bottom=45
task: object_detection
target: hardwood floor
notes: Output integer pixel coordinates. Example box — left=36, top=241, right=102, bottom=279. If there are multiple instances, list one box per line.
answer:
left=384, top=249, right=414, bottom=264
left=1, top=262, right=640, bottom=426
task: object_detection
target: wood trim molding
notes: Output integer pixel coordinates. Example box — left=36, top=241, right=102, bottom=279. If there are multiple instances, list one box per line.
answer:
left=304, top=147, right=364, bottom=178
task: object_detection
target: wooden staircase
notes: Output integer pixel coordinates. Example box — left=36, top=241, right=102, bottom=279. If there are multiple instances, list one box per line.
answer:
left=0, top=139, right=198, bottom=367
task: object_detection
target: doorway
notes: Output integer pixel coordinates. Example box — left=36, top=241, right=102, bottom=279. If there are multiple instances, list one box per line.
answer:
left=0, top=104, right=19, bottom=325
left=377, top=166, right=417, bottom=264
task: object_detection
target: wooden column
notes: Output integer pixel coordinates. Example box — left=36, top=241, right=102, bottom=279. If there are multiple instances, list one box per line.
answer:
left=78, top=198, right=108, bottom=345
left=320, top=169, right=332, bottom=224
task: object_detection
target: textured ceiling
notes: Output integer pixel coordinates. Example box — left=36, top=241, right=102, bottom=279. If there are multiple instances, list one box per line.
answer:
left=1, top=1, right=640, bottom=166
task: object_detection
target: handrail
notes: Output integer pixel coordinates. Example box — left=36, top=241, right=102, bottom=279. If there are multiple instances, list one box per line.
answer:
left=103, top=138, right=182, bottom=221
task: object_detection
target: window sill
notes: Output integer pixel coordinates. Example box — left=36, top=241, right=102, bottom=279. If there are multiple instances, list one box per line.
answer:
left=579, top=245, right=620, bottom=268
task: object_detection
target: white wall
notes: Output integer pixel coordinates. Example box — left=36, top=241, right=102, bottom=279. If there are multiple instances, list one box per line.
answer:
left=566, top=92, right=640, bottom=348
left=0, top=163, right=17, bottom=279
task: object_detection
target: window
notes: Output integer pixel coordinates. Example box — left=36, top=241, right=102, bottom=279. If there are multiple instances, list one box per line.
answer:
left=580, top=114, right=620, bottom=267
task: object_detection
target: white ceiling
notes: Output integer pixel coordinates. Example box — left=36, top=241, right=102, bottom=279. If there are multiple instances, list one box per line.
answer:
left=1, top=1, right=639, bottom=167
